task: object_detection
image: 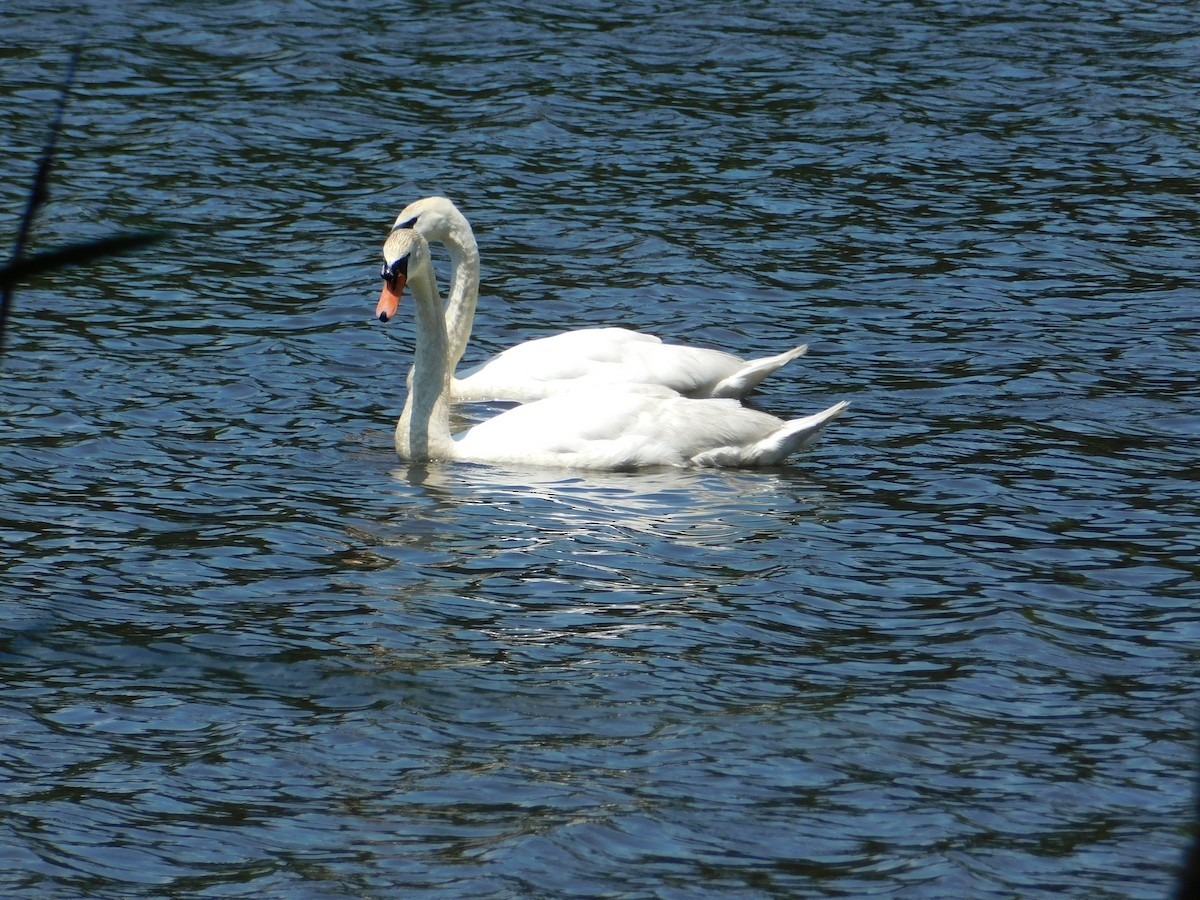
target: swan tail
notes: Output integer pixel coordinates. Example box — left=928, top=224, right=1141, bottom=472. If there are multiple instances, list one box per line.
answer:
left=763, top=399, right=849, bottom=463
left=710, top=344, right=808, bottom=399
left=691, top=400, right=850, bottom=467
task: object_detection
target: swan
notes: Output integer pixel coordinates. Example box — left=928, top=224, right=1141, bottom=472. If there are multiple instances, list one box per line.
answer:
left=375, top=196, right=810, bottom=403
left=380, top=227, right=848, bottom=469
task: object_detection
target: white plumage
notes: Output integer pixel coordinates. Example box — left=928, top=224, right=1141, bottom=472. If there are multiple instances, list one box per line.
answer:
left=379, top=228, right=847, bottom=470
left=376, top=196, right=808, bottom=403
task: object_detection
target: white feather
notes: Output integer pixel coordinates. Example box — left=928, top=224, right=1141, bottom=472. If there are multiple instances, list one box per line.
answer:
left=382, top=229, right=848, bottom=470
left=383, top=197, right=808, bottom=403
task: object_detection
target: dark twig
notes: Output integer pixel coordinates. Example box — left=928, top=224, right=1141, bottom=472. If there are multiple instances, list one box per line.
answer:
left=0, top=44, right=82, bottom=354
left=1, top=43, right=167, bottom=361
left=9, top=44, right=80, bottom=264
left=1177, top=734, right=1200, bottom=898
left=0, top=233, right=168, bottom=290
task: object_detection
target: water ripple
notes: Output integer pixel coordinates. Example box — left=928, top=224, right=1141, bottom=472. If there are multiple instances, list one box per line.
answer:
left=2, top=0, right=1198, bottom=897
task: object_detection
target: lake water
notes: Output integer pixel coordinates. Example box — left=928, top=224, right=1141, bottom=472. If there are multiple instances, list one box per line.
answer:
left=2, top=0, right=1198, bottom=896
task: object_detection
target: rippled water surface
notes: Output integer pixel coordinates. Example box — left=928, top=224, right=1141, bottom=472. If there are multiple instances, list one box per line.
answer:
left=3, top=1, right=1198, bottom=896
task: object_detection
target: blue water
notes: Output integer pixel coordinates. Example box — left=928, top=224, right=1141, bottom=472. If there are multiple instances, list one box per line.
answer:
left=2, top=1, right=1198, bottom=896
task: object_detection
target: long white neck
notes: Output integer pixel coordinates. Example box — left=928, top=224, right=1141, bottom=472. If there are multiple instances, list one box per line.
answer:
left=436, top=214, right=480, bottom=374
left=396, top=258, right=455, bottom=461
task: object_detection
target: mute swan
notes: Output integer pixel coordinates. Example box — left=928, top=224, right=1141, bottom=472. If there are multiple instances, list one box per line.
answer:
left=375, top=196, right=809, bottom=403
left=381, top=227, right=848, bottom=469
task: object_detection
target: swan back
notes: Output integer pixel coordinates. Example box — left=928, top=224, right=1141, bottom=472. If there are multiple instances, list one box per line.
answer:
left=451, top=389, right=849, bottom=470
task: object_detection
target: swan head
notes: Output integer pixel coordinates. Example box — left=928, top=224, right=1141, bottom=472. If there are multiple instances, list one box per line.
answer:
left=389, top=196, right=478, bottom=267
left=390, top=196, right=463, bottom=240
left=376, top=227, right=431, bottom=322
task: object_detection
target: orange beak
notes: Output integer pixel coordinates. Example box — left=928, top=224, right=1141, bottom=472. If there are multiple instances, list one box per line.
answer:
left=376, top=274, right=406, bottom=322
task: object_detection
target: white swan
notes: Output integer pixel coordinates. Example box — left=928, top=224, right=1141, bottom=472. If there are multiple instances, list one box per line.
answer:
left=375, top=196, right=809, bottom=403
left=381, top=227, right=848, bottom=469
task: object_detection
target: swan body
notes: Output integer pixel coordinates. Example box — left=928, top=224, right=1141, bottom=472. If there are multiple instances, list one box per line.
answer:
left=376, top=196, right=809, bottom=403
left=381, top=228, right=848, bottom=470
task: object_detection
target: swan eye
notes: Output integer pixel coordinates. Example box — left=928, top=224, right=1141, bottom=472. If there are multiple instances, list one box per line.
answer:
left=380, top=256, right=409, bottom=285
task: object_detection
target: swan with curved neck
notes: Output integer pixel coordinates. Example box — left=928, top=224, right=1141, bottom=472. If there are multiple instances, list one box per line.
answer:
left=375, top=196, right=809, bottom=403
left=381, top=227, right=847, bottom=469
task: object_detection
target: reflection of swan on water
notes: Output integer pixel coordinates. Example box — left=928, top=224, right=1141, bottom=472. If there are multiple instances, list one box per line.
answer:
left=390, top=456, right=822, bottom=551
left=375, top=228, right=848, bottom=470
left=376, top=196, right=809, bottom=403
